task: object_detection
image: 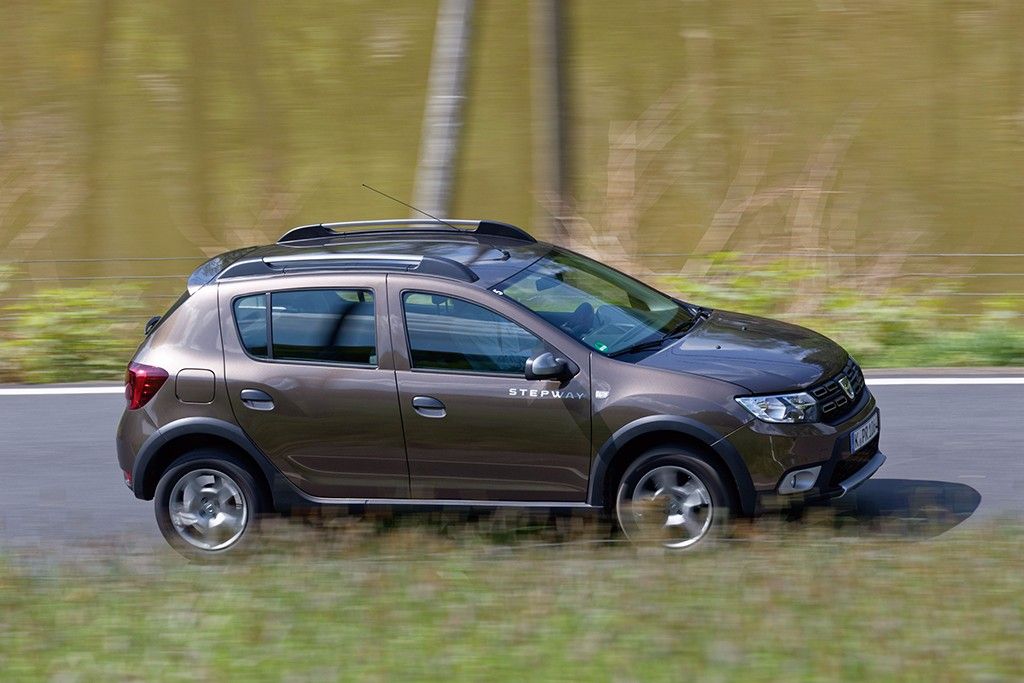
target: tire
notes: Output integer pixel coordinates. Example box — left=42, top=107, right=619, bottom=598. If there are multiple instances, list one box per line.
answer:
left=154, top=449, right=266, bottom=561
left=615, top=447, right=733, bottom=551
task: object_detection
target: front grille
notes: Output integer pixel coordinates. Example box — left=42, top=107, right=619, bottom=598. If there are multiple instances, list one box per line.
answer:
left=810, top=358, right=865, bottom=422
left=828, top=445, right=877, bottom=488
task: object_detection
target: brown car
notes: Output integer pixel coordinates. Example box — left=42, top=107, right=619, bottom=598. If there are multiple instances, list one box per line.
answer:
left=116, top=218, right=884, bottom=558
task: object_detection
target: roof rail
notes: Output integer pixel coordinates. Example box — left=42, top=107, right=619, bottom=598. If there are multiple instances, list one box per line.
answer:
left=219, top=252, right=479, bottom=283
left=276, top=219, right=535, bottom=245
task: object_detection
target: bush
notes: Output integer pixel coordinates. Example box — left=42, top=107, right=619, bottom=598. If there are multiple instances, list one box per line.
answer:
left=0, top=255, right=1021, bottom=384
left=0, top=285, right=144, bottom=383
left=660, top=254, right=1024, bottom=368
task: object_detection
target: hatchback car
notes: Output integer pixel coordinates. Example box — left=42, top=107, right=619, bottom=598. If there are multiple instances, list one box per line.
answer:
left=116, top=218, right=884, bottom=558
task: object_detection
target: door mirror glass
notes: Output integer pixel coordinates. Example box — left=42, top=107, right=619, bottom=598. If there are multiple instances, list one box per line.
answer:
left=525, top=351, right=572, bottom=381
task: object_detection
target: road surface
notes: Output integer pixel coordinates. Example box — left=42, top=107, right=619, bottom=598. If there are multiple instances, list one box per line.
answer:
left=1, top=377, right=1021, bottom=555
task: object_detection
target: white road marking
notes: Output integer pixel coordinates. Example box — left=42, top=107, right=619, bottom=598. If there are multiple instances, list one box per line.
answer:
left=0, top=376, right=1022, bottom=397
left=0, top=387, right=125, bottom=396
left=866, top=377, right=1024, bottom=386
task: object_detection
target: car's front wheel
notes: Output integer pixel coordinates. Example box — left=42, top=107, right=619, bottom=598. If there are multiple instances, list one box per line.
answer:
left=154, top=450, right=265, bottom=560
left=615, top=447, right=732, bottom=550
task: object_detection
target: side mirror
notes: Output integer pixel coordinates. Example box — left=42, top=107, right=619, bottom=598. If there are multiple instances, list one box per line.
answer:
left=144, top=315, right=162, bottom=336
left=525, top=351, right=573, bottom=381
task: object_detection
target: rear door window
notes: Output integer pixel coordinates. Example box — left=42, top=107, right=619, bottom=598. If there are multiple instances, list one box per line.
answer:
left=271, top=289, right=376, bottom=365
left=232, top=289, right=376, bottom=366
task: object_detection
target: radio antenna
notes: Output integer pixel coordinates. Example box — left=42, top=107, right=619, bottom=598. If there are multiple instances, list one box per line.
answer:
left=361, top=184, right=461, bottom=232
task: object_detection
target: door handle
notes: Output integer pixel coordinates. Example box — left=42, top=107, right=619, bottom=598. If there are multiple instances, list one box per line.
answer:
left=412, top=395, right=446, bottom=419
left=240, top=388, right=275, bottom=411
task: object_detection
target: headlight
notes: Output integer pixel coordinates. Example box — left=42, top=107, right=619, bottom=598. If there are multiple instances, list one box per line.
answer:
left=735, top=392, right=819, bottom=423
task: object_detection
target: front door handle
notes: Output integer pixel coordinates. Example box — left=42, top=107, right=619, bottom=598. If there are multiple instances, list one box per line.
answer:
left=240, top=388, right=275, bottom=411
left=412, top=395, right=446, bottom=419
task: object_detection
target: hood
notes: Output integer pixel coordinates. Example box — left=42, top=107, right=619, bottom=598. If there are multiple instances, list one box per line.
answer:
left=637, top=310, right=848, bottom=393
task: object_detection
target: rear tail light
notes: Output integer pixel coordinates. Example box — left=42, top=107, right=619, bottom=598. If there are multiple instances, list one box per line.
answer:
left=125, top=362, right=169, bottom=410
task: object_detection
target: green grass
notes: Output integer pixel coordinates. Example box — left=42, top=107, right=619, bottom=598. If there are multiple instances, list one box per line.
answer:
left=2, top=520, right=1023, bottom=681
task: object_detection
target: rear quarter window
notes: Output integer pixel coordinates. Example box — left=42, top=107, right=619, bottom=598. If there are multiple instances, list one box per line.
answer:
left=233, top=294, right=268, bottom=358
left=232, top=289, right=376, bottom=365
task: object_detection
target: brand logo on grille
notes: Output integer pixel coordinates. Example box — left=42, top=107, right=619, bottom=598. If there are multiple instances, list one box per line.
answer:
left=838, top=376, right=855, bottom=400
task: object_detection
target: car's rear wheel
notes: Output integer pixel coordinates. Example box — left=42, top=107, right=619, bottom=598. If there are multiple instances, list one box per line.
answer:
left=615, top=448, right=732, bottom=550
left=154, top=450, right=265, bottom=560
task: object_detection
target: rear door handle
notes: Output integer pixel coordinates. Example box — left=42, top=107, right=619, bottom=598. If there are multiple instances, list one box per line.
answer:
left=240, top=388, right=275, bottom=411
left=412, top=395, right=446, bottom=419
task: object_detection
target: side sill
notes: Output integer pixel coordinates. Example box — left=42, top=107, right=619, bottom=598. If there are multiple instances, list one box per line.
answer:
left=313, top=498, right=595, bottom=508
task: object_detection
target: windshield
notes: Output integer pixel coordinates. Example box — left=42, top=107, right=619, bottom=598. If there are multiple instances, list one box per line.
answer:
left=493, top=249, right=695, bottom=355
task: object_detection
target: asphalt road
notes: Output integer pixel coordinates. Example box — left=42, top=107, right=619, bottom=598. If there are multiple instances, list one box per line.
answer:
left=0, top=380, right=1021, bottom=555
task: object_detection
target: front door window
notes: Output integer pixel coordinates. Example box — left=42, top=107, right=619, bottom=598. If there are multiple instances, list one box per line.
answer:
left=402, top=292, right=541, bottom=375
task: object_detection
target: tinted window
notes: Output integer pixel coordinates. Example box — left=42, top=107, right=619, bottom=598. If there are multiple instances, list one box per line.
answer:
left=403, top=293, right=540, bottom=374
left=234, top=294, right=268, bottom=358
left=271, top=289, right=376, bottom=365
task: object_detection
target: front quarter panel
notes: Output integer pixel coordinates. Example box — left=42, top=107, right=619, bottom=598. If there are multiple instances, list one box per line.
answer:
left=590, top=354, right=759, bottom=511
left=592, top=356, right=751, bottom=447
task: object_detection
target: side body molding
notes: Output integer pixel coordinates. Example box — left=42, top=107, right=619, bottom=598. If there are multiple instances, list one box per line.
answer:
left=587, top=415, right=757, bottom=516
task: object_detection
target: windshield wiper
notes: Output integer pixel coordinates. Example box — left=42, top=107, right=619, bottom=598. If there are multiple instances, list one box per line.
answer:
left=664, top=306, right=710, bottom=338
left=607, top=336, right=669, bottom=358
left=608, top=307, right=710, bottom=358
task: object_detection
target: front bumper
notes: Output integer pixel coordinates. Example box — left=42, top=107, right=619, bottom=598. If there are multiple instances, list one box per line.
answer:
left=752, top=443, right=885, bottom=511
left=820, top=450, right=886, bottom=499
left=723, top=390, right=884, bottom=511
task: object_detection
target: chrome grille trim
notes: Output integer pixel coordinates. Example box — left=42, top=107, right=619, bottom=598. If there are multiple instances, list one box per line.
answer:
left=811, top=358, right=866, bottom=421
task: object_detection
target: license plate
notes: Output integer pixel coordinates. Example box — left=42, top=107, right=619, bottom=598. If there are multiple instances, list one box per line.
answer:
left=850, top=412, right=879, bottom=453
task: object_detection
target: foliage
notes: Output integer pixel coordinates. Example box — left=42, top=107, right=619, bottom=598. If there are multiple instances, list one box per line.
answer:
left=660, top=254, right=1024, bottom=368
left=0, top=282, right=144, bottom=384
left=1, top=522, right=1022, bottom=680
left=0, top=254, right=1021, bottom=384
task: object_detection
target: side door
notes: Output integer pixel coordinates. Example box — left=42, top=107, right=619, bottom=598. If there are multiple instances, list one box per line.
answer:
left=387, top=275, right=592, bottom=502
left=219, top=274, right=409, bottom=499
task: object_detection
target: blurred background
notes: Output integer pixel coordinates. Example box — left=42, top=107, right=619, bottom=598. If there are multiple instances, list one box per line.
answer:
left=1, top=0, right=1023, bottom=378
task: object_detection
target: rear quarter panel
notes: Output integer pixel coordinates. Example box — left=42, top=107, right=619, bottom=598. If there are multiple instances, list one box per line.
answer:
left=115, top=284, right=237, bottom=474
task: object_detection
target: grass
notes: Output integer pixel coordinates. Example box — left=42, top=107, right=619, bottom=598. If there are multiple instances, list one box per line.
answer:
left=2, top=518, right=1023, bottom=681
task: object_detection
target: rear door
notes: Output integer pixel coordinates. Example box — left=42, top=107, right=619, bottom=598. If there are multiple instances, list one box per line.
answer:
left=219, top=274, right=409, bottom=499
left=387, top=275, right=592, bottom=502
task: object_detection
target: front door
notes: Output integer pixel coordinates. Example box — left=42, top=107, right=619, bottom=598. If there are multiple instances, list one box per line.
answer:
left=220, top=274, right=408, bottom=499
left=388, top=277, right=592, bottom=502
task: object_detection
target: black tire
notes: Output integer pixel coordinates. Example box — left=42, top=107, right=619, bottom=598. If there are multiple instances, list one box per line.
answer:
left=154, top=449, right=266, bottom=561
left=615, top=446, right=734, bottom=551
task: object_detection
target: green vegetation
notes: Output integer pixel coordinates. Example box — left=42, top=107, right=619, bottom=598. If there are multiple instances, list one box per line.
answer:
left=0, top=282, right=142, bottom=383
left=1, top=522, right=1022, bottom=680
left=660, top=253, right=1024, bottom=368
left=1, top=252, right=1022, bottom=383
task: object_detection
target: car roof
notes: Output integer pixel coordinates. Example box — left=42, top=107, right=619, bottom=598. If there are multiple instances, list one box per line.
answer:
left=212, top=228, right=554, bottom=289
